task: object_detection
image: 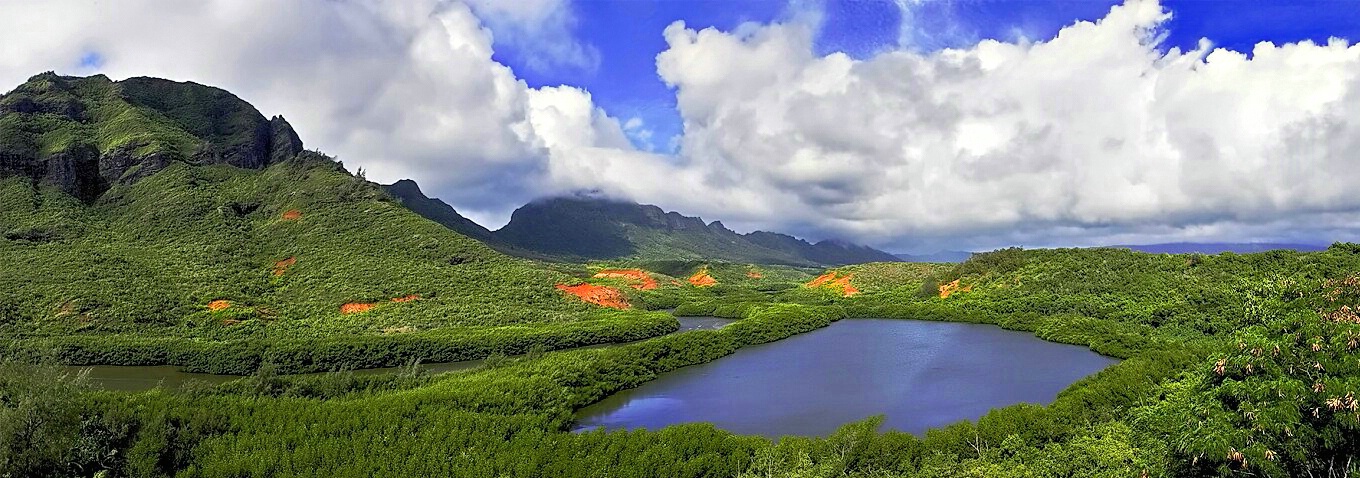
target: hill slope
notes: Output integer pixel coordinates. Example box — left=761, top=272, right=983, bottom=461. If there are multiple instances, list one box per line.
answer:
left=0, top=73, right=671, bottom=374
left=381, top=179, right=492, bottom=240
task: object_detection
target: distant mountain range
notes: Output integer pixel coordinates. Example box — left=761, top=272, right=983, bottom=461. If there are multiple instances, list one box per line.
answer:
left=383, top=181, right=900, bottom=267
left=1112, top=242, right=1329, bottom=254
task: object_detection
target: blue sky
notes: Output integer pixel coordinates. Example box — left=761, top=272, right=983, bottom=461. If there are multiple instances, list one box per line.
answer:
left=492, top=0, right=1360, bottom=153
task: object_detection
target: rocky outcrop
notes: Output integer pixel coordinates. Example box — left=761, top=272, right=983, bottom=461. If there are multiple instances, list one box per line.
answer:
left=269, top=116, right=305, bottom=164
left=41, top=144, right=103, bottom=202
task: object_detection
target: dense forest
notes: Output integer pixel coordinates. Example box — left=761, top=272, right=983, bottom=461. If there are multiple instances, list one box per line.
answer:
left=3, top=73, right=1359, bottom=477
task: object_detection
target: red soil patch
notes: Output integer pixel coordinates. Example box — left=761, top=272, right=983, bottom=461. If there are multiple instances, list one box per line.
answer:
left=592, top=269, right=658, bottom=290
left=937, top=279, right=972, bottom=299
left=280, top=209, right=302, bottom=220
left=688, top=269, right=718, bottom=287
left=555, top=283, right=629, bottom=309
left=340, top=302, right=376, bottom=314
left=272, top=257, right=296, bottom=276
left=746, top=270, right=764, bottom=279
left=390, top=294, right=421, bottom=303
left=207, top=300, right=232, bottom=311
left=806, top=272, right=860, bottom=297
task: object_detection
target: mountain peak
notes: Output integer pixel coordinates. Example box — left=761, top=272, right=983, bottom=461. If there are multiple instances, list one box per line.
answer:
left=387, top=178, right=423, bottom=195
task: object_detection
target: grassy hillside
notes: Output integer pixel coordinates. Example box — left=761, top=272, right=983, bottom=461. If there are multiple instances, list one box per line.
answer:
left=0, top=155, right=674, bottom=373
left=0, top=74, right=674, bottom=374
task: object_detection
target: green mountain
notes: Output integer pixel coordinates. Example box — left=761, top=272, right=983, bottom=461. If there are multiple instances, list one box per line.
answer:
left=383, top=184, right=900, bottom=266
left=0, top=73, right=668, bottom=374
left=495, top=197, right=901, bottom=266
left=0, top=72, right=304, bottom=202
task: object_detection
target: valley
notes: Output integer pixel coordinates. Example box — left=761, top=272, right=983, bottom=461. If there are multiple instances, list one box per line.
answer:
left=2, top=73, right=1359, bottom=478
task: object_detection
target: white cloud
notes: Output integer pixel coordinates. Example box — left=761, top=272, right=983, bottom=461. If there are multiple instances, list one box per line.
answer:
left=1, top=0, right=1359, bottom=250
left=463, top=0, right=600, bottom=74
left=651, top=0, right=1360, bottom=250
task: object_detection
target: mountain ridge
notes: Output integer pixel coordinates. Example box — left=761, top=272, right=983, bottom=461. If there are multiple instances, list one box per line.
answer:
left=384, top=181, right=900, bottom=266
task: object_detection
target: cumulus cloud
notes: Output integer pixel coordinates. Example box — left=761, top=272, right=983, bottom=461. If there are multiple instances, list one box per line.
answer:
left=1, top=0, right=1358, bottom=250
left=653, top=0, right=1360, bottom=250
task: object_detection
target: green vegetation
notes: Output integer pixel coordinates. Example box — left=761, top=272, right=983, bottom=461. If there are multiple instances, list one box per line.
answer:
left=0, top=74, right=674, bottom=376
left=0, top=157, right=678, bottom=374
left=10, top=241, right=1360, bottom=476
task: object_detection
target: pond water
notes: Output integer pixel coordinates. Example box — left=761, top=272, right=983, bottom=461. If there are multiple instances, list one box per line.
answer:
left=574, top=319, right=1118, bottom=437
left=72, top=316, right=737, bottom=392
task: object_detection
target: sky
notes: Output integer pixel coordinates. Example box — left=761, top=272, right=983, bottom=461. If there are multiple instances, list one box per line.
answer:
left=2, top=0, right=1359, bottom=253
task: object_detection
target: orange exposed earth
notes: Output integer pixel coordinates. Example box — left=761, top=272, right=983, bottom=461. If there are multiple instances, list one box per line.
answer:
left=556, top=283, right=629, bottom=309
left=340, top=302, right=376, bottom=314
left=592, top=269, right=658, bottom=290
left=688, top=269, right=717, bottom=287
left=938, top=279, right=972, bottom=298
left=746, top=270, right=763, bottom=279
left=280, top=209, right=302, bottom=220
left=341, top=294, right=420, bottom=314
left=806, top=272, right=860, bottom=297
left=272, top=257, right=296, bottom=276
left=207, top=300, right=232, bottom=311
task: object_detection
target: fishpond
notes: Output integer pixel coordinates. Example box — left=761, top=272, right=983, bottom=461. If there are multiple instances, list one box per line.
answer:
left=574, top=318, right=1118, bottom=437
